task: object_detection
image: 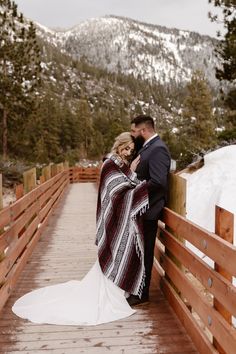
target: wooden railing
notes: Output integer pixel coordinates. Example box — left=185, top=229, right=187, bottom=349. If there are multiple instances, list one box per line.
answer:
left=0, top=169, right=69, bottom=313
left=154, top=206, right=236, bottom=354
left=1, top=162, right=235, bottom=354
left=69, top=166, right=100, bottom=183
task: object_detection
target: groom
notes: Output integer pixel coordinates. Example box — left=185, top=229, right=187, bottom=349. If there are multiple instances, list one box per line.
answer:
left=129, top=115, right=171, bottom=306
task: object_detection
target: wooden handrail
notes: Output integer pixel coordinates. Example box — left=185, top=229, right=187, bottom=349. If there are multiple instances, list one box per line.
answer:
left=1, top=162, right=235, bottom=354
left=0, top=170, right=70, bottom=314
left=0, top=164, right=100, bottom=315
left=163, top=208, right=236, bottom=276
left=158, top=226, right=236, bottom=317
left=69, top=166, right=100, bottom=183
left=155, top=206, right=236, bottom=354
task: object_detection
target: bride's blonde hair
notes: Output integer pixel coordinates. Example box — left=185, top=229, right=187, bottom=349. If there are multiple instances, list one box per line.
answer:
left=110, top=132, right=134, bottom=155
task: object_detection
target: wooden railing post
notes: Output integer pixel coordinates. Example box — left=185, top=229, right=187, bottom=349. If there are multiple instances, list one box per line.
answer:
left=57, top=163, right=64, bottom=173
left=51, top=164, right=58, bottom=178
left=166, top=173, right=186, bottom=266
left=42, top=164, right=51, bottom=181
left=153, top=173, right=187, bottom=289
left=23, top=168, right=36, bottom=194
left=213, top=205, right=234, bottom=353
left=64, top=161, right=69, bottom=170
left=15, top=184, right=24, bottom=200
left=167, top=173, right=186, bottom=217
left=0, top=174, right=3, bottom=210
left=0, top=174, right=3, bottom=263
left=0, top=165, right=69, bottom=314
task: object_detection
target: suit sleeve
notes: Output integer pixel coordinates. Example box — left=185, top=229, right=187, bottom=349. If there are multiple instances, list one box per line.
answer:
left=146, top=146, right=170, bottom=195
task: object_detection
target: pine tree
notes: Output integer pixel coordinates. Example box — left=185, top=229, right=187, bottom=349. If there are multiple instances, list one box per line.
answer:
left=75, top=99, right=94, bottom=158
left=59, top=103, right=81, bottom=152
left=0, top=0, right=41, bottom=159
left=209, top=0, right=236, bottom=139
left=179, top=71, right=216, bottom=165
left=25, top=94, right=61, bottom=162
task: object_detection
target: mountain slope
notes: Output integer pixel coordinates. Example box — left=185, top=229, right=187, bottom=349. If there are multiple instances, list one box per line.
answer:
left=36, top=15, right=219, bottom=87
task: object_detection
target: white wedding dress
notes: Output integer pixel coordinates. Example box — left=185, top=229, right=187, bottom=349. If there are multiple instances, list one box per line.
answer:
left=12, top=260, right=135, bottom=325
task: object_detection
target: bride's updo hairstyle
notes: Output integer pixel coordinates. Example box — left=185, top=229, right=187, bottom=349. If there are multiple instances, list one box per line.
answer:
left=110, top=132, right=134, bottom=155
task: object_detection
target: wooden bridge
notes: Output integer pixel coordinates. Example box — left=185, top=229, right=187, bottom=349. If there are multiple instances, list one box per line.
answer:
left=0, top=166, right=235, bottom=354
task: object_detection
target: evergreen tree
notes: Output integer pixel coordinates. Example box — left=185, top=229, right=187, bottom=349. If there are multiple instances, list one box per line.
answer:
left=0, top=0, right=41, bottom=159
left=59, top=103, right=81, bottom=152
left=209, top=0, right=236, bottom=140
left=75, top=99, right=94, bottom=158
left=26, top=94, right=61, bottom=162
left=179, top=71, right=216, bottom=165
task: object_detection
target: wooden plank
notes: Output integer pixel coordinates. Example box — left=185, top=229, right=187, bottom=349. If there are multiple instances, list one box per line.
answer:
left=39, top=175, right=45, bottom=184
left=0, top=183, right=198, bottom=354
left=39, top=179, right=67, bottom=223
left=23, top=168, right=36, bottom=194
left=39, top=174, right=67, bottom=209
left=0, top=174, right=4, bottom=262
left=15, top=183, right=24, bottom=200
left=0, top=199, right=39, bottom=254
left=167, top=172, right=186, bottom=217
left=11, top=189, right=38, bottom=221
left=37, top=172, right=62, bottom=196
left=57, top=162, right=64, bottom=173
left=160, top=250, right=236, bottom=354
left=0, top=333, right=195, bottom=350
left=0, top=174, right=3, bottom=210
left=163, top=207, right=236, bottom=276
left=0, top=216, right=39, bottom=285
left=64, top=161, right=69, bottom=170
left=158, top=226, right=236, bottom=317
left=161, top=278, right=217, bottom=354
left=42, top=165, right=51, bottom=181
left=0, top=224, right=43, bottom=313
left=51, top=164, right=58, bottom=177
left=69, top=167, right=100, bottom=183
left=213, top=206, right=234, bottom=353
left=39, top=179, right=60, bottom=208
left=0, top=206, right=11, bottom=230
left=0, top=182, right=67, bottom=313
left=0, top=173, right=66, bottom=233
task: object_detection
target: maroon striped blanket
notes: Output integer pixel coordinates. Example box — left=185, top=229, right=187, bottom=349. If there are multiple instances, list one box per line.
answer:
left=95, top=154, right=149, bottom=296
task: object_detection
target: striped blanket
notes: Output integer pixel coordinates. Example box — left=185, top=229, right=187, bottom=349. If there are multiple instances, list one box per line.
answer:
left=95, top=154, right=149, bottom=296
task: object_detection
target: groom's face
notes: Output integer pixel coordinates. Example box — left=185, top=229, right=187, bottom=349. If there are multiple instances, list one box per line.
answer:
left=130, top=123, right=145, bottom=152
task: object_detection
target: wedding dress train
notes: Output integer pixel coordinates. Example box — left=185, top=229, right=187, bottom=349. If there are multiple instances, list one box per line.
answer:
left=12, top=260, right=135, bottom=325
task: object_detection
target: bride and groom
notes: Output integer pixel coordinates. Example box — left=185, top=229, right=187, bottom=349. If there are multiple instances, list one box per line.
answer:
left=12, top=115, right=171, bottom=325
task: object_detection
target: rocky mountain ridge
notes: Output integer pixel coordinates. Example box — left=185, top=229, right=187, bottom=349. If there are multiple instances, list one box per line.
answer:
left=36, top=15, right=219, bottom=87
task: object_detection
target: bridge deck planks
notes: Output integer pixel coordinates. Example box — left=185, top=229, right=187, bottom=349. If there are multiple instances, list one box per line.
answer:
left=0, top=183, right=198, bottom=354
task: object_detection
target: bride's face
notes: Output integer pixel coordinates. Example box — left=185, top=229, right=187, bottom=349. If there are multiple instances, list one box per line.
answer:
left=118, top=142, right=134, bottom=162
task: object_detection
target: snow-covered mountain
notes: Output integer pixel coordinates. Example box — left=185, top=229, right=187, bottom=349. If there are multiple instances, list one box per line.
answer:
left=36, top=15, right=219, bottom=87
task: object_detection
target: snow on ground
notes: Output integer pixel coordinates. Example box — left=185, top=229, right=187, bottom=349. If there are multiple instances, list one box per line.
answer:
left=181, top=145, right=236, bottom=325
left=2, top=187, right=16, bottom=208
left=181, top=145, right=236, bottom=245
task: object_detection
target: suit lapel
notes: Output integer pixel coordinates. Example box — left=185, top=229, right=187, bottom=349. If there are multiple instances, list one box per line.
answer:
left=138, top=135, right=159, bottom=154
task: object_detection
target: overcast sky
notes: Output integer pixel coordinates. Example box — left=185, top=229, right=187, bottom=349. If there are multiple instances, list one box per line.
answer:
left=14, top=0, right=223, bottom=37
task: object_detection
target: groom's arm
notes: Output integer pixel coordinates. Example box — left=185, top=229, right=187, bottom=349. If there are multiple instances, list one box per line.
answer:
left=146, top=146, right=170, bottom=196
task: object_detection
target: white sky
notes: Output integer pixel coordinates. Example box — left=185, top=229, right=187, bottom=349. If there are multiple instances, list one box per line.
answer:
left=14, top=0, right=224, bottom=37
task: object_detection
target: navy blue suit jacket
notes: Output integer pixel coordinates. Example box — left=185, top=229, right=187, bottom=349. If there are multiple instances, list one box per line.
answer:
left=135, top=135, right=171, bottom=220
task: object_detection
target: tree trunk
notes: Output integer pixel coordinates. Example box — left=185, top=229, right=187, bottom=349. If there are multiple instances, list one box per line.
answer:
left=2, top=108, right=8, bottom=160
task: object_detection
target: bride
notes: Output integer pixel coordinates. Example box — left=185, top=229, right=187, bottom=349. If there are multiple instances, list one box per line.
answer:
left=12, top=132, right=149, bottom=326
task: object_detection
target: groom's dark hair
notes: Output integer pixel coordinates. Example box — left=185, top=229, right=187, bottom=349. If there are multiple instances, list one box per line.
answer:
left=131, top=115, right=155, bottom=130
